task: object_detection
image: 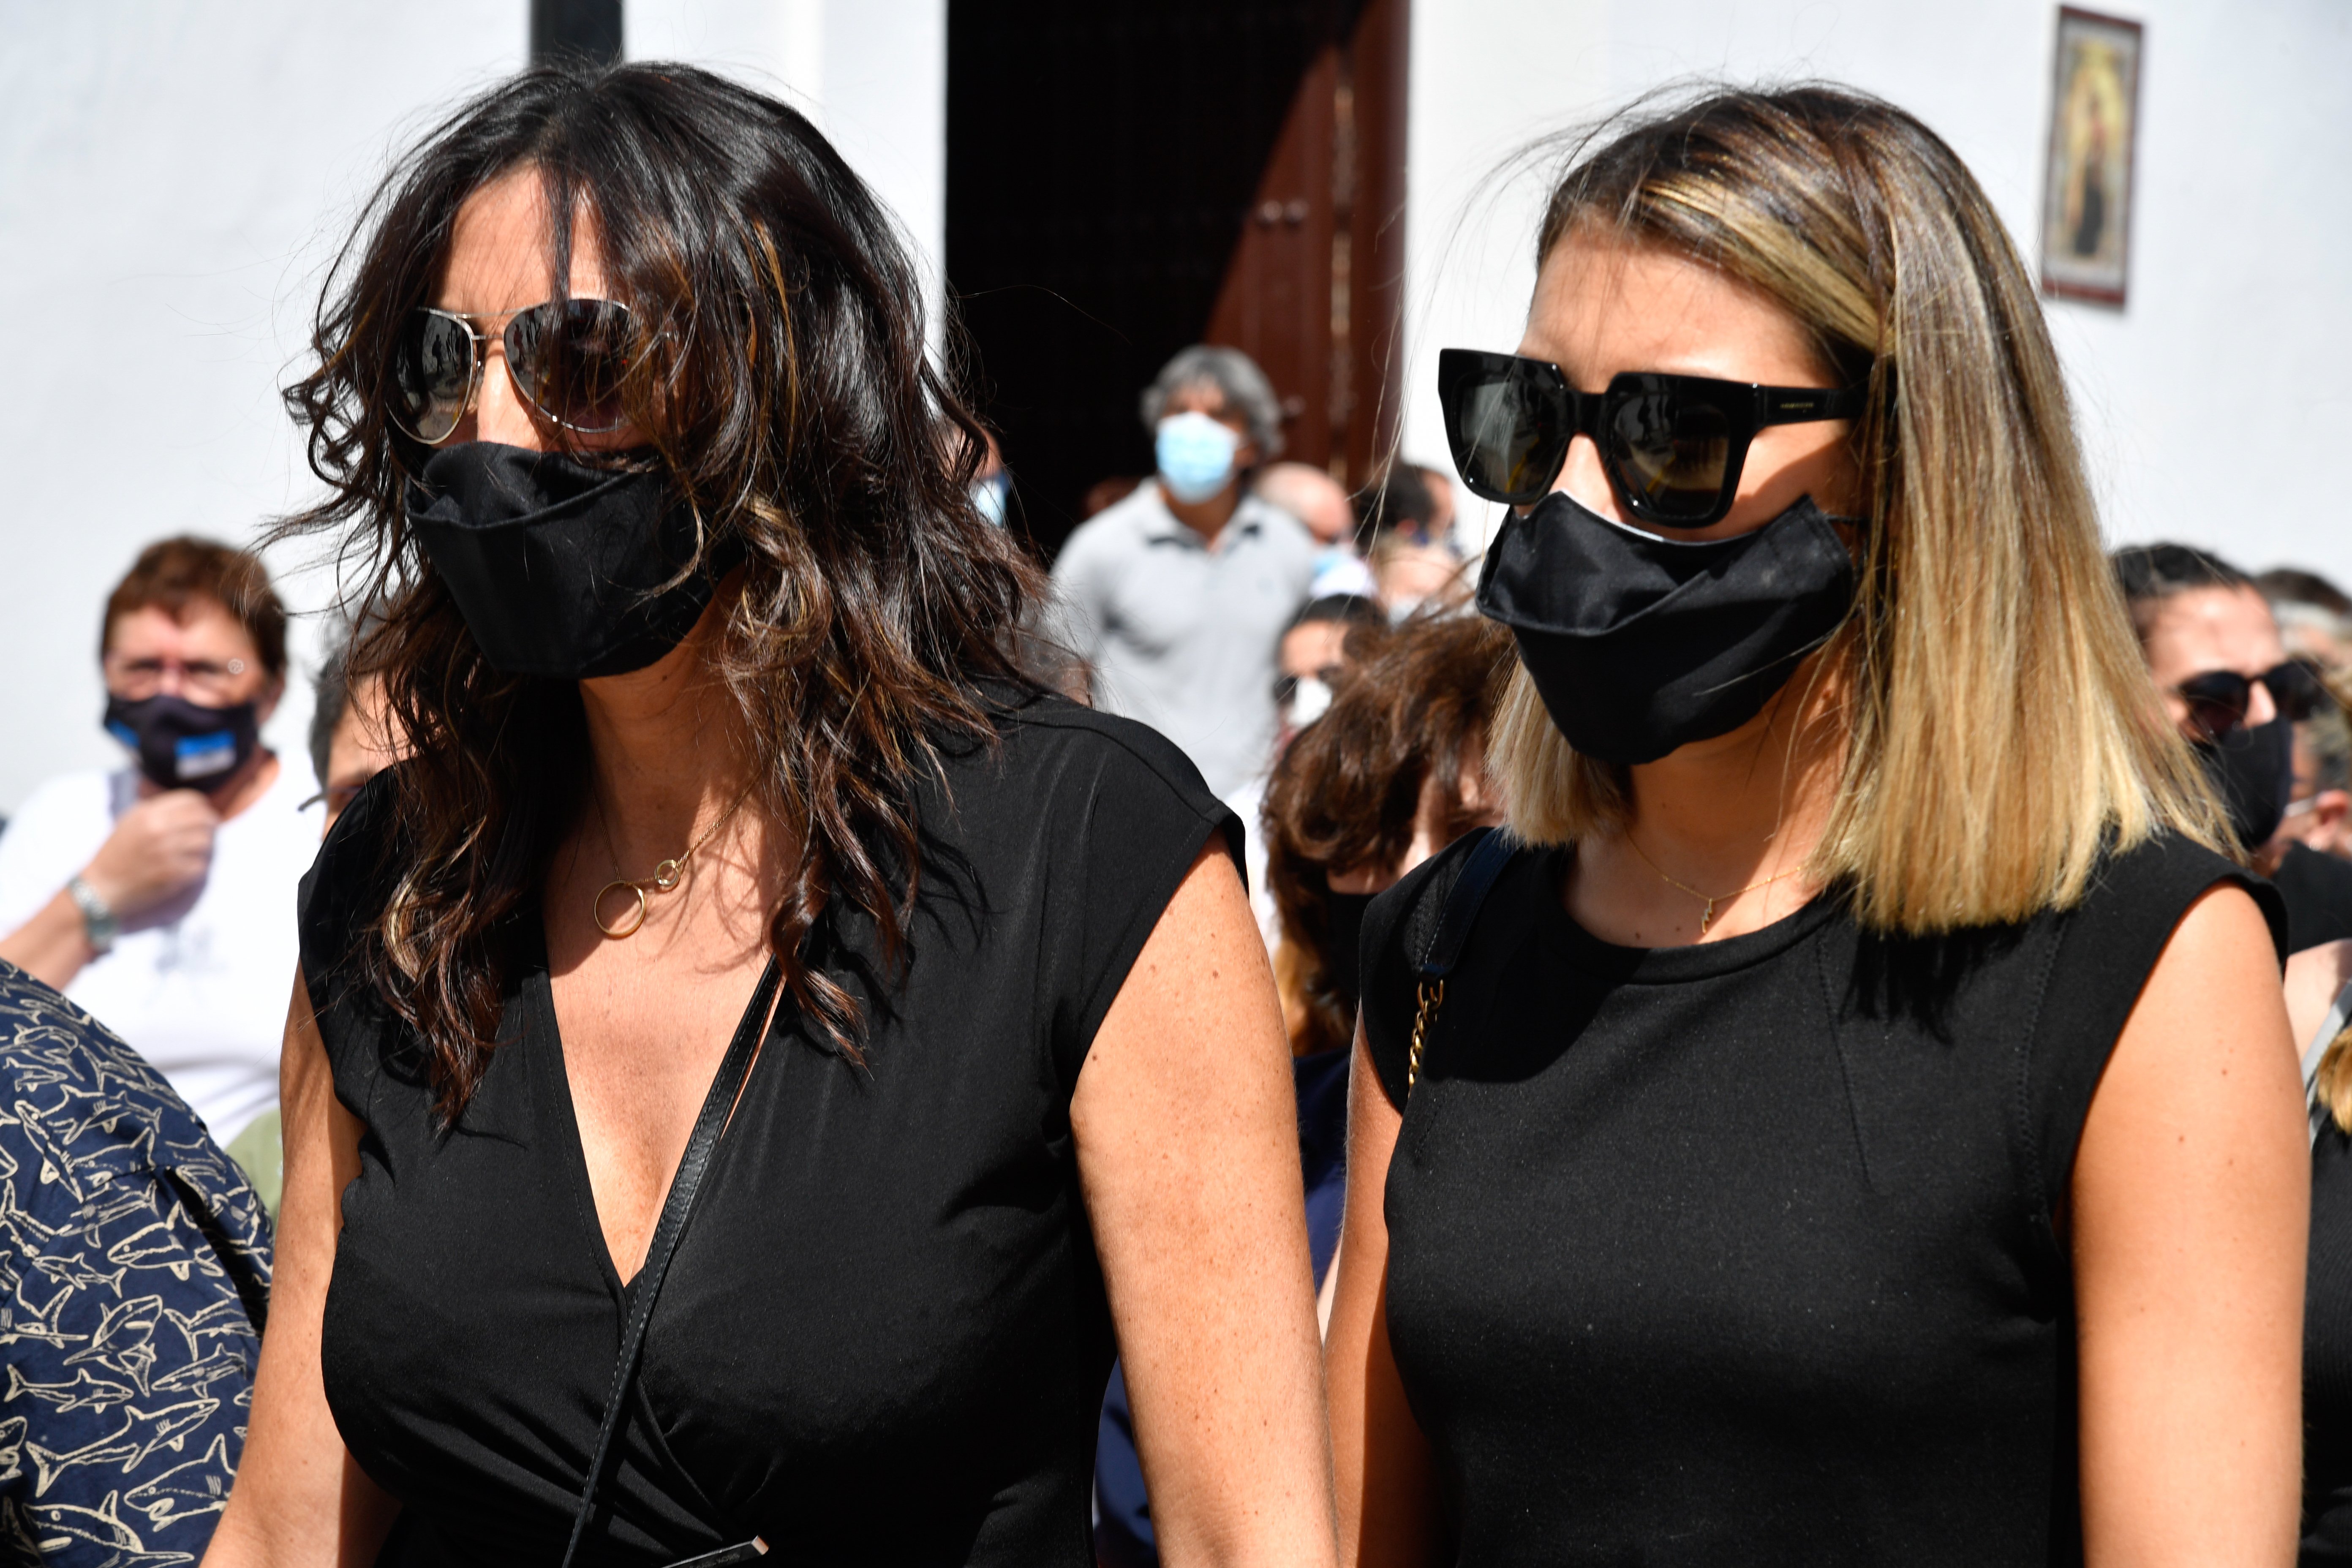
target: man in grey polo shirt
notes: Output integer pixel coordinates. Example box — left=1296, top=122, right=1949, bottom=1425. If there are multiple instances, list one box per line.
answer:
left=1050, top=346, right=1318, bottom=797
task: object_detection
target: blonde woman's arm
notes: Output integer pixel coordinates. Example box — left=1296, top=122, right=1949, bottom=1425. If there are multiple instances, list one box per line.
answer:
left=2074, top=885, right=2307, bottom=1567
left=1324, top=1023, right=1444, bottom=1568
left=1073, top=844, right=1339, bottom=1568
left=203, top=973, right=400, bottom=1568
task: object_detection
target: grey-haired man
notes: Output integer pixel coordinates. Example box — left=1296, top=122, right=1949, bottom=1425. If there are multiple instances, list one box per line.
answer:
left=1049, top=345, right=1316, bottom=797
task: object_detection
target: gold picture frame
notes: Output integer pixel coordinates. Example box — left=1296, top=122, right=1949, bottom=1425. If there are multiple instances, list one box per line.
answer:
left=2041, top=6, right=2143, bottom=306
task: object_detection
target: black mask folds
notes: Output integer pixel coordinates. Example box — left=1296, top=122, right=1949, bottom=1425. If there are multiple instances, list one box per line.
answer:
left=2195, top=716, right=2295, bottom=851
left=406, top=442, right=740, bottom=680
left=105, top=693, right=261, bottom=792
left=1475, top=490, right=1857, bottom=765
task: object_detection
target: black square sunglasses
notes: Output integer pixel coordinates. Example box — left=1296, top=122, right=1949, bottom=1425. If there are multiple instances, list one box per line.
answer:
left=1436, top=347, right=1869, bottom=528
left=2172, top=659, right=2333, bottom=741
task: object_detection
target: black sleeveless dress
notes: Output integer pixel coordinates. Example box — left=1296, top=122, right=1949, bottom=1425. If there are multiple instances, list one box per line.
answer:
left=1359, top=833, right=2283, bottom=1568
left=297, top=695, right=1236, bottom=1566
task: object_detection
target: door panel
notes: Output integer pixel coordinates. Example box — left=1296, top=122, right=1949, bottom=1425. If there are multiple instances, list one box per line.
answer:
left=946, top=0, right=1406, bottom=555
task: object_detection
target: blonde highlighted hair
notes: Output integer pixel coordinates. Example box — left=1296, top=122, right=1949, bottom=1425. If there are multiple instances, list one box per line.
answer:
left=1489, top=85, right=2228, bottom=933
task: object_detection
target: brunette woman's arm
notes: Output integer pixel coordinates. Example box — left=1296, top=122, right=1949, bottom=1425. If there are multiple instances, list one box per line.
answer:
left=1324, top=1023, right=1443, bottom=1567
left=203, top=972, right=400, bottom=1568
left=2074, top=884, right=2307, bottom=1567
left=1073, top=844, right=1339, bottom=1568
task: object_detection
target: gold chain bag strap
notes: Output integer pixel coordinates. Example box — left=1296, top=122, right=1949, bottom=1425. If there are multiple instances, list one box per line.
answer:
left=1403, top=828, right=1521, bottom=1096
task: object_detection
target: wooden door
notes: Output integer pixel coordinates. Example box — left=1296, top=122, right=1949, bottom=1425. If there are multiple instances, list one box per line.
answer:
left=946, top=0, right=1408, bottom=555
left=1205, top=0, right=1407, bottom=490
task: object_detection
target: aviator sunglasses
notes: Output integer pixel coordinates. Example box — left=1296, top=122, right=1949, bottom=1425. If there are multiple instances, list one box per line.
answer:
left=389, top=298, right=637, bottom=445
left=2171, top=659, right=2332, bottom=741
left=1436, top=347, right=1869, bottom=528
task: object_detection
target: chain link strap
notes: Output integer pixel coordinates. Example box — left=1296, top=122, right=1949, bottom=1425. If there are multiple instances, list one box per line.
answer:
left=1406, top=978, right=1445, bottom=1094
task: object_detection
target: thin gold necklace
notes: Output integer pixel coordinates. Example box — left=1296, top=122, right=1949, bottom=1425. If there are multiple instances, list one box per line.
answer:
left=591, top=784, right=755, bottom=939
left=1623, top=833, right=1803, bottom=937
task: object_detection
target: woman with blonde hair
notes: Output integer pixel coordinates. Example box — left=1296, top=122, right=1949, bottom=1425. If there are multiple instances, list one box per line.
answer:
left=1327, top=86, right=2307, bottom=1565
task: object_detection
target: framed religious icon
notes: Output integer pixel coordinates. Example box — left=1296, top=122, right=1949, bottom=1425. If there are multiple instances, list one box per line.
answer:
left=2041, top=7, right=2143, bottom=305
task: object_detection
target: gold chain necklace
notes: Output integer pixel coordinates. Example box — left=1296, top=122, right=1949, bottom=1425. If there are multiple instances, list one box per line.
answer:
left=1623, top=833, right=1803, bottom=937
left=591, top=784, right=754, bottom=939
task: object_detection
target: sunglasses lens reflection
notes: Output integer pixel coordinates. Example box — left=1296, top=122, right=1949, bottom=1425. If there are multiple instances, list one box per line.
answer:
left=2270, top=660, right=2329, bottom=723
left=506, top=299, right=634, bottom=433
left=1608, top=387, right=1732, bottom=523
left=392, top=310, right=477, bottom=443
left=2177, top=673, right=2251, bottom=738
left=2188, top=695, right=2247, bottom=739
left=1444, top=356, right=1570, bottom=504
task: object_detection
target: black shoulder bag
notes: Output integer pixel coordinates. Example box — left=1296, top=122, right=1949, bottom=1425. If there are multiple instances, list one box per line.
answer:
left=557, top=957, right=781, bottom=1568
left=1403, top=827, right=1520, bottom=1096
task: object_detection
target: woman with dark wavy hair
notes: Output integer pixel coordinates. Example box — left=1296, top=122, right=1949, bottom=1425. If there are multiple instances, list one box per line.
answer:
left=207, top=63, right=1334, bottom=1567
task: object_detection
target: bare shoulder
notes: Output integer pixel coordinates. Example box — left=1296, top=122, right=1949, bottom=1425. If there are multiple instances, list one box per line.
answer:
left=2288, top=938, right=2352, bottom=1054
left=2085, top=880, right=2300, bottom=1165
left=1080, top=841, right=1263, bottom=1084
left=2130, top=881, right=2287, bottom=1045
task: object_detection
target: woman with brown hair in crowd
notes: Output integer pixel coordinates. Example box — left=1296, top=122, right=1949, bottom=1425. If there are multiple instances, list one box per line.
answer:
left=204, top=62, right=1334, bottom=1567
left=1267, top=615, right=1513, bottom=1063
left=1266, top=610, right=1510, bottom=1301
left=1328, top=86, right=2308, bottom=1565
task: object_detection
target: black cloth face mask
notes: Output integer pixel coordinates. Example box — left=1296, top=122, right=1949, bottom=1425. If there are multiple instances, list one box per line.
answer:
left=104, top=693, right=261, bottom=792
left=406, top=442, right=740, bottom=680
left=2194, top=715, right=2294, bottom=850
left=1475, top=489, right=1858, bottom=765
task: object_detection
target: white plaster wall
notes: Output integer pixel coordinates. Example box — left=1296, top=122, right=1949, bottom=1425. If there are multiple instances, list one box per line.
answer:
left=0, top=3, right=530, bottom=814
left=628, top=0, right=947, bottom=295
left=0, top=0, right=947, bottom=815
left=1401, top=1, right=2352, bottom=574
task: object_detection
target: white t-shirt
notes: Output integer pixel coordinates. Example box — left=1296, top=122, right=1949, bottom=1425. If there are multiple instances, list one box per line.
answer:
left=1224, top=774, right=1282, bottom=959
left=0, top=757, right=323, bottom=1143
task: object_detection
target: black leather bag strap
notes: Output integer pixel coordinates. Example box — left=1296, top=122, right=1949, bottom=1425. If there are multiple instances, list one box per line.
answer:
left=559, top=956, right=783, bottom=1568
left=1404, top=828, right=1519, bottom=1096
left=1416, top=827, right=1519, bottom=983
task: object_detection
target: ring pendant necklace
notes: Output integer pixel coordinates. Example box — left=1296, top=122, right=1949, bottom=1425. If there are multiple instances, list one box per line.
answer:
left=592, top=784, right=755, bottom=939
left=1624, top=832, right=1803, bottom=938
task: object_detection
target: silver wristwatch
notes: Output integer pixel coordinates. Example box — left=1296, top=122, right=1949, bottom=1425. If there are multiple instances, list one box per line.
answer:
left=65, top=875, right=117, bottom=954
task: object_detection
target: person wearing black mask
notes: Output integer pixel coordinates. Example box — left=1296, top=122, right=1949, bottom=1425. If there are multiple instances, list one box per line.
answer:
left=0, top=536, right=319, bottom=1194
left=207, top=64, right=1334, bottom=1567
left=2114, top=542, right=2352, bottom=954
left=1263, top=610, right=1511, bottom=1284
left=1328, top=88, right=2306, bottom=1565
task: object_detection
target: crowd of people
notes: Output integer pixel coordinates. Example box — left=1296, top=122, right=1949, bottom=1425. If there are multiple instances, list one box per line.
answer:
left=3, top=56, right=2350, bottom=1568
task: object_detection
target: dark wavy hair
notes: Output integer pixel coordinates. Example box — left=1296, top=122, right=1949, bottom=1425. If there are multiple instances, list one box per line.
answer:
left=1263, top=613, right=1513, bottom=1057
left=278, top=62, right=1042, bottom=1116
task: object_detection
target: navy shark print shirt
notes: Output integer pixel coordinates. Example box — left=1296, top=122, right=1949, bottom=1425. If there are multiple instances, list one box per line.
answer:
left=0, top=961, right=272, bottom=1566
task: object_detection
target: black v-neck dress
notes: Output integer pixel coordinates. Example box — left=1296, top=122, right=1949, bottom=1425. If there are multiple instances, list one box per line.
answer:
left=297, top=696, right=1237, bottom=1566
left=1359, top=832, right=2283, bottom=1568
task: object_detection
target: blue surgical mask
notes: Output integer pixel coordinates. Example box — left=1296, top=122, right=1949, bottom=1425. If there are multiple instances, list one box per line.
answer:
left=971, top=473, right=1010, bottom=527
left=1155, top=412, right=1242, bottom=504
